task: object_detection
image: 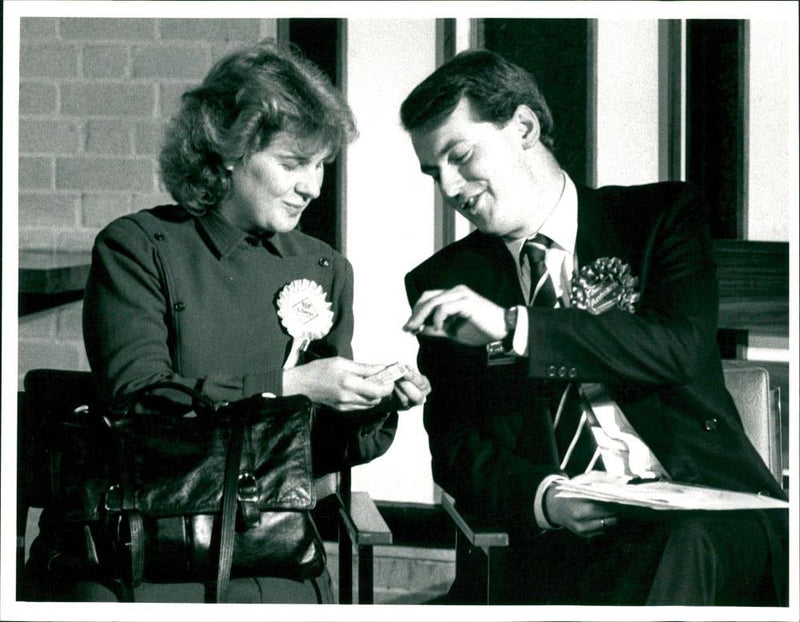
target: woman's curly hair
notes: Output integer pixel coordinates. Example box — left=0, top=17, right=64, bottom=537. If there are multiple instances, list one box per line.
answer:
left=159, top=41, right=358, bottom=215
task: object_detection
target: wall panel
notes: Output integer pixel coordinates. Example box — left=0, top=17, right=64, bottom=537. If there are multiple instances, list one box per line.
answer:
left=344, top=19, right=438, bottom=503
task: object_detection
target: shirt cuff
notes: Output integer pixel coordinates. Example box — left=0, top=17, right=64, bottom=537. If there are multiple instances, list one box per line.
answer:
left=534, top=474, right=567, bottom=530
left=511, top=305, right=529, bottom=356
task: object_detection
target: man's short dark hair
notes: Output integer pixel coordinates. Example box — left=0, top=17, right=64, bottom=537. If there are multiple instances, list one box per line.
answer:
left=400, top=49, right=554, bottom=150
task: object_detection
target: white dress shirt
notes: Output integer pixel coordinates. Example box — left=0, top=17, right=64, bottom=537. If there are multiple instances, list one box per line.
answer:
left=504, top=171, right=578, bottom=355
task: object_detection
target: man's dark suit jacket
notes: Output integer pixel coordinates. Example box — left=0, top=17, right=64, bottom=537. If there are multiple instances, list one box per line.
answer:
left=405, top=181, right=787, bottom=602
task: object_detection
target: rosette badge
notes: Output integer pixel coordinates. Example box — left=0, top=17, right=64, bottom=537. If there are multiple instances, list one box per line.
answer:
left=277, top=279, right=334, bottom=368
left=570, top=257, right=640, bottom=315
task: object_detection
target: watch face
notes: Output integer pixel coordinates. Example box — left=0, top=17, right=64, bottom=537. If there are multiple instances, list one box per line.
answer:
left=500, top=306, right=519, bottom=355
left=505, top=306, right=518, bottom=331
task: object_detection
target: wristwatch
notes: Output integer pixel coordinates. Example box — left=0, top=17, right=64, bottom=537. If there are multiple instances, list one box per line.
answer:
left=502, top=306, right=518, bottom=352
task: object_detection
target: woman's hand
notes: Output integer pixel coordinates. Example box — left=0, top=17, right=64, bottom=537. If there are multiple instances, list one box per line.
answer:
left=283, top=356, right=395, bottom=411
left=544, top=482, right=619, bottom=538
left=387, top=368, right=432, bottom=411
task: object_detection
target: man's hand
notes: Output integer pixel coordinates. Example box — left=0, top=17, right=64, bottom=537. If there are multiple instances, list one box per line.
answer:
left=403, top=285, right=507, bottom=346
left=544, top=481, right=619, bottom=538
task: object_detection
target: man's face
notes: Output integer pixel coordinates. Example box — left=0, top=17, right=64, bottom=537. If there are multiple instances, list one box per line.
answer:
left=410, top=97, right=536, bottom=240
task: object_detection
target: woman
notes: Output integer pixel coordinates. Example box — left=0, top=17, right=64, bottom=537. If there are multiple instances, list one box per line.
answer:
left=23, top=41, right=429, bottom=603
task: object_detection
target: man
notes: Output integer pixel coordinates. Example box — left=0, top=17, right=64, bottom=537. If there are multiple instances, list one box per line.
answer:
left=401, top=49, right=787, bottom=605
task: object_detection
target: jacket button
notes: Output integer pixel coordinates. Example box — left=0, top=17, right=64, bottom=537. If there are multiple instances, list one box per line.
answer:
left=154, top=233, right=164, bottom=241
left=703, top=418, right=718, bottom=431
left=547, top=366, right=557, bottom=377
left=173, top=302, right=186, bottom=312
left=568, top=367, right=577, bottom=379
left=558, top=366, right=567, bottom=378
left=319, top=257, right=330, bottom=267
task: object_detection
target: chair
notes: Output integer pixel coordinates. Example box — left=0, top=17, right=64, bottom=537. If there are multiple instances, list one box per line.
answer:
left=16, top=368, right=391, bottom=604
left=438, top=489, right=508, bottom=605
left=720, top=360, right=783, bottom=484
left=438, top=362, right=784, bottom=604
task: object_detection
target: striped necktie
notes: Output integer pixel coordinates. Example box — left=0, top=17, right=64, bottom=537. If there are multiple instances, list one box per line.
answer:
left=553, top=383, right=601, bottom=476
left=521, top=235, right=600, bottom=474
left=521, top=234, right=558, bottom=307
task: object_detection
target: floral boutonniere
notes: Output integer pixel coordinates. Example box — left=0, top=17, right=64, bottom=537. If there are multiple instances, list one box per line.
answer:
left=570, top=257, right=640, bottom=314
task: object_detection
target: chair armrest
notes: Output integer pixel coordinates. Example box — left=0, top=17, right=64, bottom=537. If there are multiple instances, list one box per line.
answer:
left=768, top=387, right=783, bottom=485
left=441, top=491, right=509, bottom=548
left=338, top=491, right=392, bottom=547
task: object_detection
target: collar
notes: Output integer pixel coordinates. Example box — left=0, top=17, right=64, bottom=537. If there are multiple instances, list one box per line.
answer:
left=505, top=171, right=578, bottom=259
left=197, top=209, right=287, bottom=258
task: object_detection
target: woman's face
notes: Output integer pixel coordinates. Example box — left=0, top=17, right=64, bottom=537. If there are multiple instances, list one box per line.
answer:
left=219, top=132, right=331, bottom=234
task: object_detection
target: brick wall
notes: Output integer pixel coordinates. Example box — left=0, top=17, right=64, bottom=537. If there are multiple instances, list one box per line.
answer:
left=17, top=17, right=278, bottom=386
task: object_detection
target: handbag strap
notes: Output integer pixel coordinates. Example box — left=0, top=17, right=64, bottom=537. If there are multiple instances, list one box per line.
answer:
left=120, top=380, right=218, bottom=417
left=123, top=511, right=145, bottom=594
left=214, top=414, right=247, bottom=603
left=106, top=415, right=147, bottom=596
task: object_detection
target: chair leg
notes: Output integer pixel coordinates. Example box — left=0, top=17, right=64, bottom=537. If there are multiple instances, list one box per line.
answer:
left=485, top=543, right=505, bottom=605
left=358, top=545, right=374, bottom=604
left=451, top=529, right=489, bottom=604
left=451, top=528, right=506, bottom=604
left=338, top=519, right=353, bottom=604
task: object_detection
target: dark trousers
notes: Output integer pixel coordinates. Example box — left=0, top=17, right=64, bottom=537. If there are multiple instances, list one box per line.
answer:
left=449, top=512, right=784, bottom=606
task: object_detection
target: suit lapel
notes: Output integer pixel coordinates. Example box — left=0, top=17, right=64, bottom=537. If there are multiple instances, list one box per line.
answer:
left=574, top=183, right=660, bottom=312
left=575, top=183, right=645, bottom=270
left=574, top=183, right=606, bottom=269
left=468, top=232, right=526, bottom=307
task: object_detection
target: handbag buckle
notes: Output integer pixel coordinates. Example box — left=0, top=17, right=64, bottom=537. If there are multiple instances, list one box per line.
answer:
left=237, top=472, right=259, bottom=503
left=104, top=483, right=123, bottom=512
left=237, top=472, right=260, bottom=528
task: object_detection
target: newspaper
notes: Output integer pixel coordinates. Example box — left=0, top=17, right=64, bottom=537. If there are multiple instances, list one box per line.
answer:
left=554, top=471, right=789, bottom=512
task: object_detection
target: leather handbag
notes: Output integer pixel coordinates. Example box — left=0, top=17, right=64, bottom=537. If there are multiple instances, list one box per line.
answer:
left=45, top=381, right=325, bottom=602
